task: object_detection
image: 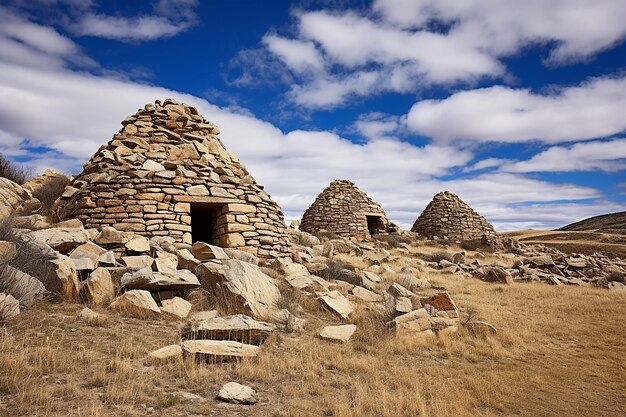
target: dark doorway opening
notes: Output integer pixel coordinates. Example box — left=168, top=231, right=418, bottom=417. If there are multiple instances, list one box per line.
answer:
left=366, top=215, right=385, bottom=236
left=190, top=203, right=223, bottom=245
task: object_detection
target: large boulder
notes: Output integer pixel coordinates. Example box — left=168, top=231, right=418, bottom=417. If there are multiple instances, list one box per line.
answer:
left=160, top=297, right=192, bottom=318
left=110, top=289, right=161, bottom=318
left=0, top=292, right=20, bottom=320
left=318, top=290, right=353, bottom=320
left=120, top=268, right=200, bottom=291
left=0, top=177, right=30, bottom=221
left=195, top=260, right=281, bottom=320
left=44, top=255, right=80, bottom=300
left=181, top=314, right=275, bottom=345
left=79, top=267, right=115, bottom=306
left=0, top=265, right=46, bottom=308
left=29, top=227, right=94, bottom=254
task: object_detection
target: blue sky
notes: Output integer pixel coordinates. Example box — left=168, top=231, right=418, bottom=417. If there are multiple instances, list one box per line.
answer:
left=0, top=0, right=625, bottom=230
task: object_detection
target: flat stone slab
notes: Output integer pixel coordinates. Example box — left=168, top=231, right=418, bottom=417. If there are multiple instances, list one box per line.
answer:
left=319, top=290, right=353, bottom=320
left=319, top=324, right=357, bottom=343
left=182, top=340, right=260, bottom=362
left=147, top=344, right=183, bottom=364
left=121, top=268, right=200, bottom=291
left=181, top=314, right=275, bottom=345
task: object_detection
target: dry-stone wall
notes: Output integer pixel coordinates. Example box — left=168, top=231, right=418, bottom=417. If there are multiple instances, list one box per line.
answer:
left=411, top=191, right=497, bottom=240
left=300, top=180, right=396, bottom=239
left=56, top=99, right=290, bottom=259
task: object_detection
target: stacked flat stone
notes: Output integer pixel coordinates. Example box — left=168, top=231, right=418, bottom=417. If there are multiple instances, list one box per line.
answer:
left=411, top=191, right=497, bottom=240
left=55, top=99, right=290, bottom=258
left=300, top=180, right=395, bottom=238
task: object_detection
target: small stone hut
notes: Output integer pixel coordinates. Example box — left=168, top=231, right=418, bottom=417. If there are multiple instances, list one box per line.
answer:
left=300, top=180, right=396, bottom=238
left=411, top=191, right=497, bottom=240
left=56, top=99, right=290, bottom=258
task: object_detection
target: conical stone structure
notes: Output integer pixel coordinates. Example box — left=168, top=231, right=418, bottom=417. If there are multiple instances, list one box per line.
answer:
left=56, top=99, right=290, bottom=258
left=300, top=180, right=396, bottom=238
left=411, top=191, right=497, bottom=240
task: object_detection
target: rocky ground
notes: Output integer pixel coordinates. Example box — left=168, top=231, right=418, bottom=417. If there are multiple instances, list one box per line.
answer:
left=1, top=212, right=625, bottom=416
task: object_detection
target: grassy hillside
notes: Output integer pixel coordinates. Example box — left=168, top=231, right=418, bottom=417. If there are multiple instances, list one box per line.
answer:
left=558, top=211, right=626, bottom=235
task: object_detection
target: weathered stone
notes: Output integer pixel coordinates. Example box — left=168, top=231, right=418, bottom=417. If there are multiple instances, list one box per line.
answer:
left=181, top=340, right=259, bottom=362
left=527, top=255, right=555, bottom=268
left=80, top=268, right=115, bottom=306
left=147, top=344, right=183, bottom=364
left=125, top=236, right=151, bottom=253
left=319, top=290, right=353, bottom=320
left=94, top=226, right=134, bottom=245
left=195, top=259, right=280, bottom=320
left=120, top=255, right=154, bottom=268
left=0, top=265, right=45, bottom=308
left=395, top=296, right=413, bottom=316
left=121, top=268, right=200, bottom=291
left=0, top=292, right=20, bottom=319
left=0, top=241, right=17, bottom=264
left=429, top=292, right=458, bottom=317
left=110, top=289, right=160, bottom=317
left=77, top=307, right=101, bottom=323
left=350, top=286, right=383, bottom=302
left=319, top=324, right=357, bottom=343
left=480, top=267, right=514, bottom=285
left=191, top=241, right=229, bottom=260
left=0, top=177, right=30, bottom=221
left=181, top=314, right=275, bottom=345
left=160, top=297, right=192, bottom=318
left=177, top=249, right=200, bottom=271
left=217, top=382, right=257, bottom=404
left=29, top=227, right=92, bottom=253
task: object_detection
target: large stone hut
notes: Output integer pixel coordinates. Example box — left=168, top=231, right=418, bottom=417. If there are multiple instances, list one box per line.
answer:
left=56, top=99, right=290, bottom=258
left=411, top=191, right=497, bottom=240
left=300, top=179, right=396, bottom=238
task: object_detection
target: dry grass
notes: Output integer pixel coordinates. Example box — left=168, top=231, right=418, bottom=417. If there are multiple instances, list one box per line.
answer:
left=1, top=245, right=625, bottom=416
left=0, top=153, right=30, bottom=185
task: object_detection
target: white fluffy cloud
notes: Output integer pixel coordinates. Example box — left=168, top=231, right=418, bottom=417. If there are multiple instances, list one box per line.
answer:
left=407, top=76, right=626, bottom=143
left=0, top=11, right=616, bottom=230
left=252, top=0, right=626, bottom=108
left=373, top=0, right=626, bottom=63
left=69, top=0, right=199, bottom=41
left=503, top=139, right=626, bottom=173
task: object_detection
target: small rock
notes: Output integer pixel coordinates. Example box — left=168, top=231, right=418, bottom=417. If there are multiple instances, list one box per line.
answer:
left=0, top=292, right=20, bottom=320
left=147, top=345, right=183, bottom=364
left=318, top=290, right=353, bottom=320
left=319, top=324, right=356, bottom=343
left=77, top=307, right=101, bottom=323
left=217, top=382, right=257, bottom=404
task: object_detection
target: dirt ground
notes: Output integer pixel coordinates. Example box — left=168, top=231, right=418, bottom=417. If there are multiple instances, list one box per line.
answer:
left=1, top=242, right=625, bottom=417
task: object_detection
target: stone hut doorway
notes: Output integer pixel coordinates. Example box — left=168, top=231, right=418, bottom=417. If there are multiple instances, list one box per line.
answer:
left=365, top=215, right=385, bottom=236
left=190, top=203, right=224, bottom=245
